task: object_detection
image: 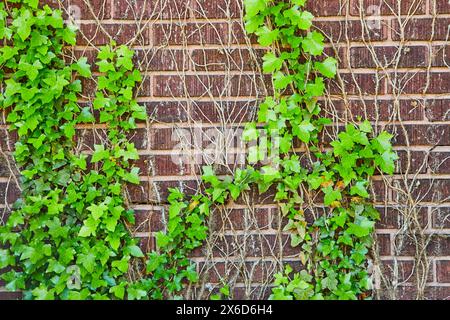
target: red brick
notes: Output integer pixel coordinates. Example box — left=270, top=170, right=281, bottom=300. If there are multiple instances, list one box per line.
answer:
left=350, top=46, right=428, bottom=68
left=328, top=99, right=424, bottom=121
left=381, top=259, right=433, bottom=284
left=426, top=235, right=450, bottom=256
left=230, top=21, right=258, bottom=45
left=145, top=101, right=189, bottom=123
left=230, top=74, right=270, bottom=97
left=132, top=154, right=191, bottom=176
left=138, top=236, right=156, bottom=253
left=135, top=49, right=189, bottom=72
left=152, top=0, right=190, bottom=20
left=306, top=0, right=344, bottom=16
left=42, top=0, right=112, bottom=20
left=153, top=23, right=228, bottom=46
left=396, top=150, right=427, bottom=174
left=429, top=152, right=450, bottom=174
left=329, top=73, right=385, bottom=95
left=392, top=18, right=450, bottom=41
left=394, top=72, right=450, bottom=95
left=350, top=0, right=426, bottom=16
left=191, top=49, right=264, bottom=72
left=133, top=209, right=166, bottom=233
left=210, top=208, right=270, bottom=231
left=192, top=0, right=240, bottom=19
left=377, top=206, right=428, bottom=229
left=315, top=20, right=389, bottom=42
left=137, top=78, right=152, bottom=97
left=431, top=45, right=450, bottom=67
left=432, top=207, right=450, bottom=229
left=190, top=100, right=258, bottom=123
left=376, top=233, right=391, bottom=256
left=154, top=75, right=226, bottom=97
left=0, top=291, right=22, bottom=300
left=394, top=179, right=449, bottom=203
left=436, top=260, right=450, bottom=283
left=390, top=124, right=450, bottom=147
left=148, top=127, right=180, bottom=150
left=112, top=0, right=153, bottom=19
left=0, top=182, right=20, bottom=205
left=425, top=99, right=450, bottom=122
left=0, top=129, right=16, bottom=151
left=436, top=1, right=450, bottom=14
left=78, top=24, right=150, bottom=46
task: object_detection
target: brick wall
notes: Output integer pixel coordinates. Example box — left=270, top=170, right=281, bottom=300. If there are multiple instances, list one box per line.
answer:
left=0, top=0, right=449, bottom=300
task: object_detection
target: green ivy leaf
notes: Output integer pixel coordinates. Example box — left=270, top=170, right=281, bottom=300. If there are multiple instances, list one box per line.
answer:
left=262, top=52, right=283, bottom=73
left=302, top=31, right=324, bottom=56
left=128, top=245, right=144, bottom=258
left=244, top=0, right=267, bottom=18
left=73, top=57, right=92, bottom=78
left=322, top=186, right=342, bottom=206
left=315, top=57, right=337, bottom=78
left=350, top=181, right=369, bottom=198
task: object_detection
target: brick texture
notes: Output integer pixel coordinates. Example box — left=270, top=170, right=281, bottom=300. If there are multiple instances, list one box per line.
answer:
left=0, top=0, right=449, bottom=300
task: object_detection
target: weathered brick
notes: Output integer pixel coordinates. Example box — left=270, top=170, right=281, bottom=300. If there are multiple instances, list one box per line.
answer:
left=431, top=45, right=450, bottom=67
left=133, top=209, right=166, bottom=233
left=392, top=18, right=450, bottom=41
left=432, top=207, right=450, bottom=229
left=377, top=206, right=428, bottom=229
left=153, top=23, right=229, bottom=46
left=191, top=48, right=264, bottom=72
left=436, top=1, right=450, bottom=14
left=152, top=0, right=190, bottom=19
left=436, top=260, right=450, bottom=283
left=315, top=20, right=389, bottom=42
left=376, top=233, right=391, bottom=256
left=306, top=0, right=344, bottom=16
left=327, top=99, right=424, bottom=121
left=135, top=49, right=189, bottom=72
left=78, top=23, right=150, bottom=46
left=390, top=124, right=450, bottom=147
left=42, top=0, right=112, bottom=20
left=350, top=46, right=428, bottom=68
left=192, top=0, right=240, bottom=19
left=329, top=73, right=385, bottom=95
left=190, top=100, right=258, bottom=123
left=210, top=208, right=270, bottom=231
left=145, top=101, right=189, bottom=123
left=154, top=75, right=226, bottom=97
left=381, top=259, right=433, bottom=284
left=350, top=0, right=426, bottom=16
left=112, top=0, right=153, bottom=19
left=425, top=99, right=450, bottom=122
left=132, top=154, right=191, bottom=176
left=429, top=152, right=450, bottom=174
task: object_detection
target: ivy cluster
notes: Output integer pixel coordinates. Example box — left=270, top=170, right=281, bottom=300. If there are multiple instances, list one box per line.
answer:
left=242, top=0, right=398, bottom=300
left=0, top=0, right=148, bottom=299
